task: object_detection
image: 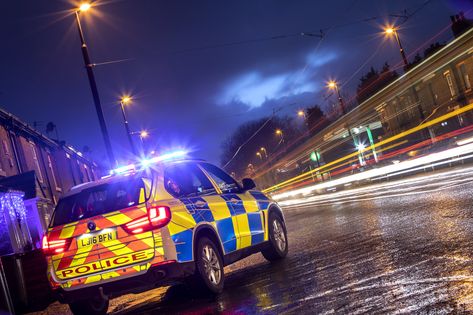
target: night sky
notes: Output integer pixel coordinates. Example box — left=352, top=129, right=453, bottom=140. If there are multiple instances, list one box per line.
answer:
left=1, top=0, right=471, bottom=167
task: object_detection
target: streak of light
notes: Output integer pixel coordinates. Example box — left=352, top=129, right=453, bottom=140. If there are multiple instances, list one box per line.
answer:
left=457, top=136, right=473, bottom=146
left=279, top=165, right=473, bottom=207
left=272, top=141, right=473, bottom=201
left=264, top=102, right=473, bottom=193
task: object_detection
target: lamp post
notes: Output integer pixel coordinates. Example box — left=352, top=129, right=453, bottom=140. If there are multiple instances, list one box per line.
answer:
left=139, top=130, right=149, bottom=144
left=119, top=96, right=137, bottom=156
left=327, top=80, right=346, bottom=115
left=256, top=152, right=263, bottom=160
left=275, top=129, right=284, bottom=141
left=130, top=130, right=149, bottom=154
left=75, top=2, right=116, bottom=167
left=385, top=26, right=408, bottom=67
left=260, top=147, right=268, bottom=159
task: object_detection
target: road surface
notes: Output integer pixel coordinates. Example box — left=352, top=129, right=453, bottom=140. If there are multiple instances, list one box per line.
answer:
left=35, top=166, right=473, bottom=314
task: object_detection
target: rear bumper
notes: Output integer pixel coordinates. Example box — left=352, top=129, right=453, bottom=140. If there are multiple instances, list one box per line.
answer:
left=54, top=261, right=195, bottom=303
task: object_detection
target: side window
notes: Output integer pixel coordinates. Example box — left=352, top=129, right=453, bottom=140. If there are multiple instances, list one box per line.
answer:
left=164, top=163, right=216, bottom=198
left=200, top=163, right=241, bottom=194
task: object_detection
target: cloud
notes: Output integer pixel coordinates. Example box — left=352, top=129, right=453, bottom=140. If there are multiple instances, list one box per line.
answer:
left=216, top=49, right=338, bottom=109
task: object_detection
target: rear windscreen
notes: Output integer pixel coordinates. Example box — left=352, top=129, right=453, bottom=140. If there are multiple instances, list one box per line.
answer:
left=51, top=178, right=147, bottom=227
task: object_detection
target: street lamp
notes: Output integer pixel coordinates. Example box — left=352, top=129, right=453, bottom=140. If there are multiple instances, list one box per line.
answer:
left=384, top=26, right=408, bottom=67
left=327, top=80, right=346, bottom=115
left=256, top=152, right=263, bottom=160
left=79, top=3, right=91, bottom=12
left=139, top=130, right=149, bottom=140
left=297, top=110, right=305, bottom=118
left=260, top=147, right=268, bottom=158
left=75, top=2, right=116, bottom=167
left=119, top=95, right=137, bottom=155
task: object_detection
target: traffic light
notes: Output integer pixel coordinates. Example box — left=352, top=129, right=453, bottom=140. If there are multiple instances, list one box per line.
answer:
left=310, top=151, right=317, bottom=162
left=310, top=150, right=321, bottom=162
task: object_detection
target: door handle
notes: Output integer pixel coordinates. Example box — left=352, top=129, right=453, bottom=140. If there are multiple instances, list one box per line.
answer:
left=229, top=198, right=240, bottom=204
left=194, top=200, right=207, bottom=208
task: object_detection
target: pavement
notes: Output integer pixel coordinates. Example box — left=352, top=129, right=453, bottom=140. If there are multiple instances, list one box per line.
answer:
left=32, top=165, right=473, bottom=314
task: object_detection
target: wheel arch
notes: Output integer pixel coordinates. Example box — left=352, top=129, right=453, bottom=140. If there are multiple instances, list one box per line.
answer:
left=192, top=223, right=225, bottom=261
left=268, top=203, right=285, bottom=222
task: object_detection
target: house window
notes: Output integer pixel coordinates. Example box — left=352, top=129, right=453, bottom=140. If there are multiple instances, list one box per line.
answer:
left=76, top=160, right=84, bottom=183
left=83, top=164, right=91, bottom=182
left=1, top=140, right=14, bottom=169
left=459, top=63, right=471, bottom=90
left=29, top=142, right=44, bottom=183
left=444, top=70, right=456, bottom=97
left=47, top=154, right=61, bottom=191
left=66, top=153, right=77, bottom=186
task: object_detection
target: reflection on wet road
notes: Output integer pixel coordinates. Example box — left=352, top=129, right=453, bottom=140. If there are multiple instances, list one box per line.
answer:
left=41, top=167, right=473, bottom=314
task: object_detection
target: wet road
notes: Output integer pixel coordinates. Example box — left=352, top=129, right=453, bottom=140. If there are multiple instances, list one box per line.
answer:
left=39, top=166, right=473, bottom=314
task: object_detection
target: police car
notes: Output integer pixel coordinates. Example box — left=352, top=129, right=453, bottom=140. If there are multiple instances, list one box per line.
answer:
left=43, top=153, right=288, bottom=314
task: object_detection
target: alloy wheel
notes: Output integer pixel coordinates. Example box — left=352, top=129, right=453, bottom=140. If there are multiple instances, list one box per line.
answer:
left=202, top=244, right=221, bottom=285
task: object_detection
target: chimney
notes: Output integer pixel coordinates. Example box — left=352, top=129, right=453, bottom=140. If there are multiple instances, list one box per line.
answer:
left=451, top=11, right=473, bottom=38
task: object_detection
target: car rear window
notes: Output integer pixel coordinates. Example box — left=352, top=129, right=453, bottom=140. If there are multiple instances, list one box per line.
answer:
left=51, top=178, right=148, bottom=227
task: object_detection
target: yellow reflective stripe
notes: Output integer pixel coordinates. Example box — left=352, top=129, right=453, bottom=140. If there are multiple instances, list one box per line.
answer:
left=59, top=225, right=76, bottom=239
left=69, top=245, right=97, bottom=267
left=239, top=194, right=259, bottom=213
left=51, top=253, right=64, bottom=270
left=139, top=188, right=146, bottom=203
left=203, top=195, right=232, bottom=220
left=105, top=213, right=133, bottom=226
left=101, top=271, right=121, bottom=280
left=134, top=232, right=155, bottom=248
left=100, top=239, right=134, bottom=256
left=262, top=210, right=269, bottom=241
left=233, top=214, right=251, bottom=249
left=84, top=275, right=101, bottom=284
left=168, top=207, right=197, bottom=236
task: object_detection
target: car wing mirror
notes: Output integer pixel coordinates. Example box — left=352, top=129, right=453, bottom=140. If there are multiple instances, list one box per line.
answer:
left=241, top=178, right=256, bottom=191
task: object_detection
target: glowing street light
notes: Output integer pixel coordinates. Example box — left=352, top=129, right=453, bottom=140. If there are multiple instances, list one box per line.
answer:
left=260, top=147, right=268, bottom=158
left=275, top=129, right=283, bottom=136
left=256, top=152, right=263, bottom=160
left=384, top=25, right=408, bottom=67
left=356, top=143, right=366, bottom=151
left=297, top=110, right=305, bottom=117
left=121, top=95, right=132, bottom=105
left=74, top=2, right=116, bottom=167
left=327, top=80, right=346, bottom=115
left=119, top=95, right=137, bottom=155
left=79, top=2, right=91, bottom=12
left=140, top=130, right=149, bottom=139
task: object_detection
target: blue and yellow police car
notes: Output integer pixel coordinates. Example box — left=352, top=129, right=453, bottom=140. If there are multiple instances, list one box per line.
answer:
left=42, top=153, right=288, bottom=314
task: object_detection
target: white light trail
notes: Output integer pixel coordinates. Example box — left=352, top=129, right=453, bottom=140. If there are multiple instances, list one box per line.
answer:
left=279, top=166, right=473, bottom=207
left=271, top=141, right=473, bottom=201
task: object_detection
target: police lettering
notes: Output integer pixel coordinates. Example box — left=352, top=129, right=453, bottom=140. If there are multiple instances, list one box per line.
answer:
left=59, top=251, right=150, bottom=279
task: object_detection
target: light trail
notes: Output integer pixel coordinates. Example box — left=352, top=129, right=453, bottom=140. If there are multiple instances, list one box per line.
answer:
left=272, top=140, right=473, bottom=201
left=279, top=164, right=473, bottom=208
left=264, top=102, right=473, bottom=194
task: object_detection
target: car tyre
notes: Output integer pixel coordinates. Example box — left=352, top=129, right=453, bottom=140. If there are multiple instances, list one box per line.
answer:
left=189, top=236, right=224, bottom=295
left=262, top=212, right=288, bottom=261
left=68, top=296, right=109, bottom=315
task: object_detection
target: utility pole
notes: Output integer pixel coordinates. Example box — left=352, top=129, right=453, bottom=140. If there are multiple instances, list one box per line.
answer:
left=75, top=7, right=116, bottom=168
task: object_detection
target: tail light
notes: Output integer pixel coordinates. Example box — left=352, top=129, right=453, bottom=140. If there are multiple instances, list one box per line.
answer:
left=42, top=235, right=69, bottom=256
left=123, top=206, right=171, bottom=234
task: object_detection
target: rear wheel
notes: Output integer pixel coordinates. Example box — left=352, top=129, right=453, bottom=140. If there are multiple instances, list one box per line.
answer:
left=68, top=296, right=109, bottom=315
left=190, top=236, right=224, bottom=294
left=262, top=212, right=288, bottom=261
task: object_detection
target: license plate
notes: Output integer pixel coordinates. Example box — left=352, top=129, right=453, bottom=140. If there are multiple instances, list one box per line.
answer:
left=77, top=229, right=117, bottom=248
